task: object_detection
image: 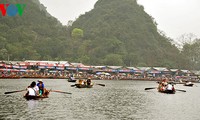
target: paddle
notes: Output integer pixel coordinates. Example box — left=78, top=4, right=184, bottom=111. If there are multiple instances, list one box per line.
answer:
left=71, top=84, right=76, bottom=87
left=50, top=90, right=72, bottom=94
left=176, top=89, right=186, bottom=92
left=4, top=89, right=26, bottom=94
left=144, top=87, right=157, bottom=90
left=96, top=83, right=105, bottom=87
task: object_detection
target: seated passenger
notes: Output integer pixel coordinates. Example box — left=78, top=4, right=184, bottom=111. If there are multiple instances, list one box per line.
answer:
left=25, top=81, right=37, bottom=97
left=166, top=84, right=173, bottom=90
left=37, top=79, right=44, bottom=95
left=86, top=78, right=92, bottom=85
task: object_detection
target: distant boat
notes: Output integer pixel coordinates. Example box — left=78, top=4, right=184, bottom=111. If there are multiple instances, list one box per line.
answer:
left=68, top=76, right=76, bottom=82
left=68, top=78, right=76, bottom=82
left=184, top=82, right=194, bottom=87
left=75, top=83, right=93, bottom=88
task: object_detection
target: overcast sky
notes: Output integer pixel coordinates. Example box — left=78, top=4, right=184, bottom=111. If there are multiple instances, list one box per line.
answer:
left=39, top=0, right=200, bottom=41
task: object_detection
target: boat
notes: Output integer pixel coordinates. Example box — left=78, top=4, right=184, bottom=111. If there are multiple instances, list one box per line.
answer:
left=157, top=83, right=175, bottom=94
left=158, top=88, right=175, bottom=94
left=75, top=83, right=93, bottom=88
left=67, top=75, right=77, bottom=82
left=68, top=78, right=76, bottom=82
left=24, top=89, right=50, bottom=100
left=184, top=82, right=194, bottom=87
left=74, top=79, right=94, bottom=88
left=24, top=95, right=48, bottom=100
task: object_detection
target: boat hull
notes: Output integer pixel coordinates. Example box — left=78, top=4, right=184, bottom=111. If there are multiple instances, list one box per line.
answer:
left=75, top=84, right=93, bottom=88
left=184, top=83, right=194, bottom=87
left=68, top=79, right=76, bottom=82
left=24, top=95, right=48, bottom=100
left=158, top=89, right=175, bottom=94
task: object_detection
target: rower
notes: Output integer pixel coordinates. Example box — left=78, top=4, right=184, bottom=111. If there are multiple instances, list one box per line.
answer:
left=86, top=78, right=92, bottom=85
left=37, top=79, right=44, bottom=95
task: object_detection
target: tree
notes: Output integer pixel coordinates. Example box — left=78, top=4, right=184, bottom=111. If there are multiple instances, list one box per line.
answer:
left=71, top=28, right=83, bottom=39
left=0, top=49, right=8, bottom=60
left=103, top=54, right=124, bottom=66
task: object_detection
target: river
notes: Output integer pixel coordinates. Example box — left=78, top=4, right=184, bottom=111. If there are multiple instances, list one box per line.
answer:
left=0, top=79, right=200, bottom=120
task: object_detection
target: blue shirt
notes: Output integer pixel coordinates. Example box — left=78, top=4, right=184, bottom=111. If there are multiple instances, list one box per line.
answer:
left=37, top=83, right=44, bottom=89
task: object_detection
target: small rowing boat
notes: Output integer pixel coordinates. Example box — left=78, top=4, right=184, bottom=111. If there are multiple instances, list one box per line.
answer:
left=24, top=89, right=49, bottom=100
left=24, top=95, right=48, bottom=100
left=184, top=81, right=194, bottom=87
left=158, top=82, right=175, bottom=94
left=75, top=83, right=93, bottom=88
left=68, top=78, right=76, bottom=82
left=158, top=88, right=175, bottom=94
left=74, top=79, right=93, bottom=88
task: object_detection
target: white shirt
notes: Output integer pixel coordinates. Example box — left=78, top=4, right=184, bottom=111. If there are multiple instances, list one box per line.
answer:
left=34, top=86, right=39, bottom=92
left=166, top=84, right=173, bottom=90
left=27, top=88, right=36, bottom=96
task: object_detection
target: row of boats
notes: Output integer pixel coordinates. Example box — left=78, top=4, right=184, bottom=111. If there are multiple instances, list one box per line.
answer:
left=4, top=78, right=98, bottom=100
left=5, top=79, right=193, bottom=100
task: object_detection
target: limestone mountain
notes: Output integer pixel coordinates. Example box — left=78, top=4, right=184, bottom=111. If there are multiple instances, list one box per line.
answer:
left=70, top=0, right=184, bottom=67
left=0, top=0, right=187, bottom=68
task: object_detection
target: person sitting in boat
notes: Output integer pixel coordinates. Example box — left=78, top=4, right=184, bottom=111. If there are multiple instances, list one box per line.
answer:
left=25, top=81, right=38, bottom=98
left=185, top=81, right=192, bottom=85
left=166, top=83, right=173, bottom=91
left=37, top=79, right=44, bottom=96
left=86, top=78, right=92, bottom=85
left=158, top=81, right=167, bottom=91
left=78, top=79, right=85, bottom=85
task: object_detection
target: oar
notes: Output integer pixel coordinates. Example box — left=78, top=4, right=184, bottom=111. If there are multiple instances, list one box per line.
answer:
left=50, top=90, right=72, bottom=94
left=144, top=87, right=157, bottom=90
left=71, top=84, right=76, bottom=87
left=176, top=89, right=186, bottom=92
left=4, top=89, right=26, bottom=94
left=96, top=83, right=105, bottom=87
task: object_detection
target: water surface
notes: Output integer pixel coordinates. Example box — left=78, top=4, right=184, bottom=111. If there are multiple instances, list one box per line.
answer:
left=0, top=79, right=200, bottom=120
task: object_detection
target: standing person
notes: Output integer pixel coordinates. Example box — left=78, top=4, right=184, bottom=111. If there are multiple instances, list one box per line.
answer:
left=37, top=79, right=44, bottom=96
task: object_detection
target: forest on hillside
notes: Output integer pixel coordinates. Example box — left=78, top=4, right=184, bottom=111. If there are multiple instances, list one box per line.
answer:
left=0, top=0, right=200, bottom=70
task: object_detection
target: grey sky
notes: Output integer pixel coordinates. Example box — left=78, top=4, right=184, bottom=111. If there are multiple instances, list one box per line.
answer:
left=39, top=0, right=200, bottom=41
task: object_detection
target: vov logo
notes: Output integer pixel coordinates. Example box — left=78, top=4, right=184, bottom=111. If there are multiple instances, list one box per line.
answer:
left=0, top=4, right=26, bottom=16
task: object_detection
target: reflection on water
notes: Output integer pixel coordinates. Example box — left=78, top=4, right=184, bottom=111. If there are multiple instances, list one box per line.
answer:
left=0, top=79, right=200, bottom=120
left=27, top=100, right=38, bottom=110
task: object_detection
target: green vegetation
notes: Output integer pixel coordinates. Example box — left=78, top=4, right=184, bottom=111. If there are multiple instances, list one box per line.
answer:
left=70, top=0, right=184, bottom=68
left=0, top=0, right=68, bottom=61
left=0, top=0, right=198, bottom=70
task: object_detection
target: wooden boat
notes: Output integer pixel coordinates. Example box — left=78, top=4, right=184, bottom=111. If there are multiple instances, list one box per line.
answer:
left=24, top=89, right=49, bottom=100
left=24, top=95, right=48, bottom=100
left=75, top=83, right=93, bottom=88
left=184, top=82, right=194, bottom=87
left=158, top=88, right=175, bottom=94
left=68, top=78, right=76, bottom=82
left=157, top=83, right=175, bottom=94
